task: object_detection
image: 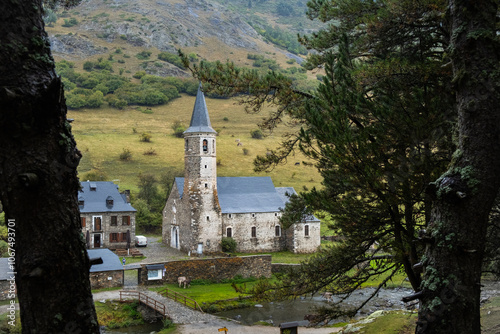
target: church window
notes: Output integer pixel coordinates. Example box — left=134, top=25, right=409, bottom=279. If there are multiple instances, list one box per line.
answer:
left=304, top=225, right=310, bottom=237
left=205, top=165, right=207, bottom=168
left=228, top=214, right=232, bottom=218
left=227, top=227, right=232, bottom=238
left=251, top=226, right=257, bottom=238
left=203, top=139, right=208, bottom=152
left=212, top=140, right=215, bottom=152
left=206, top=216, right=210, bottom=221
left=252, top=213, right=255, bottom=218
left=275, top=225, right=281, bottom=237
left=205, top=183, right=208, bottom=188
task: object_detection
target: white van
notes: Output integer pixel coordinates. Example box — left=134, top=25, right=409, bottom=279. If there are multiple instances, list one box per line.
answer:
left=135, top=235, right=147, bottom=247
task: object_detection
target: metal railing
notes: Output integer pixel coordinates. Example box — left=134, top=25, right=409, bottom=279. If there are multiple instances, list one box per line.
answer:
left=119, top=290, right=168, bottom=317
left=158, top=287, right=204, bottom=313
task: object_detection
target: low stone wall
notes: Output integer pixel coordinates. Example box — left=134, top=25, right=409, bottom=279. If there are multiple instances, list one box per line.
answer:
left=139, top=255, right=272, bottom=286
left=90, top=270, right=124, bottom=289
left=271, top=263, right=300, bottom=274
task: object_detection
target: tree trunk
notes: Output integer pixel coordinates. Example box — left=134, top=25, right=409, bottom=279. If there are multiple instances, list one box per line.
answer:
left=417, top=1, right=500, bottom=333
left=0, top=1, right=99, bottom=332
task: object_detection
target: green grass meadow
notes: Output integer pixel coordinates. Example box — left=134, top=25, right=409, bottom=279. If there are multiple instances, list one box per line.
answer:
left=70, top=94, right=321, bottom=193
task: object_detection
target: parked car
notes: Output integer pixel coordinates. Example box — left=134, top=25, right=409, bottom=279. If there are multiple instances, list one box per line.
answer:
left=135, top=235, right=147, bottom=247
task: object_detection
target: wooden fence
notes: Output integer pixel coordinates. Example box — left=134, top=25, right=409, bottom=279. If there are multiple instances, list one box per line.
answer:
left=158, top=287, right=204, bottom=313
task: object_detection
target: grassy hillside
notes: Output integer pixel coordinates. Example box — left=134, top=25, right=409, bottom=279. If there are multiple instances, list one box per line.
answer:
left=71, top=94, right=322, bottom=194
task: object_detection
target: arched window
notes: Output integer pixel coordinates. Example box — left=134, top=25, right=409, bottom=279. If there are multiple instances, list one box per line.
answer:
left=275, top=225, right=281, bottom=237
left=226, top=227, right=232, bottom=238
left=251, top=226, right=257, bottom=238
left=203, top=139, right=208, bottom=152
left=304, top=224, right=310, bottom=237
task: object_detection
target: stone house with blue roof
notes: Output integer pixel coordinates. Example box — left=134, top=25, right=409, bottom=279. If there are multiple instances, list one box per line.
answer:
left=162, top=86, right=320, bottom=254
left=79, top=181, right=136, bottom=249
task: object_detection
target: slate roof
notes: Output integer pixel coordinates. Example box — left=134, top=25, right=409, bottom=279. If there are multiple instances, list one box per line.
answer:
left=175, top=176, right=290, bottom=214
left=79, top=181, right=136, bottom=213
left=88, top=248, right=123, bottom=272
left=183, top=85, right=217, bottom=134
left=0, top=258, right=12, bottom=281
left=275, top=187, right=321, bottom=223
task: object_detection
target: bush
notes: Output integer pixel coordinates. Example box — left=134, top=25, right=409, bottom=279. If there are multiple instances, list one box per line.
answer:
left=242, top=148, right=249, bottom=155
left=65, top=92, right=86, bottom=109
left=171, top=120, right=186, bottom=138
left=140, top=132, right=152, bottom=142
left=62, top=17, right=78, bottom=27
left=157, top=51, right=185, bottom=69
left=80, top=169, right=107, bottom=181
left=133, top=71, right=146, bottom=79
left=119, top=148, right=132, bottom=161
left=250, top=129, right=263, bottom=139
left=221, top=237, right=237, bottom=253
left=136, top=50, right=152, bottom=60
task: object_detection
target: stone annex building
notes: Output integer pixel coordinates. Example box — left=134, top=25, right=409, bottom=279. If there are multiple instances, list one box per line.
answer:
left=79, top=181, right=136, bottom=249
left=162, top=86, right=321, bottom=254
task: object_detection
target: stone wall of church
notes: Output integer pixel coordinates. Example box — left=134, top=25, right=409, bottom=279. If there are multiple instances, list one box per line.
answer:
left=81, top=211, right=136, bottom=249
left=286, top=221, right=321, bottom=253
left=139, top=255, right=272, bottom=286
left=222, top=212, right=286, bottom=252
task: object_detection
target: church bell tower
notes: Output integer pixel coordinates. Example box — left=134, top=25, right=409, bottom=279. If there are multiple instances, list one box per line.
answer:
left=182, top=85, right=221, bottom=253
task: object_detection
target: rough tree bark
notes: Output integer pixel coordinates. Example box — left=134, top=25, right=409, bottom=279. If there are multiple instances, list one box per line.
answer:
left=417, top=0, right=500, bottom=333
left=0, top=1, right=99, bottom=332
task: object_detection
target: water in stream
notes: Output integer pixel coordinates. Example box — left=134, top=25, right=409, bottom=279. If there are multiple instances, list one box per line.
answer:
left=217, top=287, right=414, bottom=326
left=103, top=321, right=164, bottom=333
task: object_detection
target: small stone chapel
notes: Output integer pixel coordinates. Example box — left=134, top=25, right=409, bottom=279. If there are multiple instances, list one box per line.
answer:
left=162, top=86, right=320, bottom=254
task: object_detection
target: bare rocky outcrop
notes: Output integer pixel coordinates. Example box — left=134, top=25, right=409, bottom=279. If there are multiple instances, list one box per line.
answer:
left=48, top=0, right=262, bottom=60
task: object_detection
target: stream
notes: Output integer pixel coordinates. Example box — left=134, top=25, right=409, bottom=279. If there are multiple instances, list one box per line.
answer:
left=217, top=287, right=414, bottom=326
left=217, top=280, right=500, bottom=327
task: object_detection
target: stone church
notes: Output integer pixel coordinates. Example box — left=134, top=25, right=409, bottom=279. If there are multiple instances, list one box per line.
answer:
left=162, top=86, right=320, bottom=254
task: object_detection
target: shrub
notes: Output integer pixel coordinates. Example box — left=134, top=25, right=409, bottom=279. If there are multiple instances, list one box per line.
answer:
left=221, top=237, right=237, bottom=253
left=65, top=93, right=86, bottom=109
left=250, top=129, right=263, bottom=139
left=136, top=50, right=152, bottom=60
left=171, top=120, right=186, bottom=138
left=80, top=169, right=107, bottom=181
left=140, top=132, right=152, bottom=142
left=157, top=52, right=185, bottom=69
left=242, top=148, right=249, bottom=155
left=83, top=61, right=95, bottom=71
left=143, top=148, right=156, bottom=155
left=223, top=117, right=229, bottom=122
left=119, top=148, right=132, bottom=161
left=86, top=91, right=104, bottom=108
left=62, top=17, right=78, bottom=27
left=133, top=71, right=146, bottom=79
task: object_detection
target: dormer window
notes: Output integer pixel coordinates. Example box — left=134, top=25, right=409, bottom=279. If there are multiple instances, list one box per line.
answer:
left=106, top=196, right=114, bottom=207
left=203, top=139, right=208, bottom=152
left=78, top=198, right=84, bottom=207
left=90, top=182, right=97, bottom=191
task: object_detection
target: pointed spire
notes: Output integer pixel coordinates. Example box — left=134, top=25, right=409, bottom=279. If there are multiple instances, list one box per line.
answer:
left=184, top=83, right=217, bottom=134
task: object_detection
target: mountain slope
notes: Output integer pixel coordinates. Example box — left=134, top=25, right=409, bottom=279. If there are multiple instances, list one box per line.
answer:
left=46, top=0, right=314, bottom=74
